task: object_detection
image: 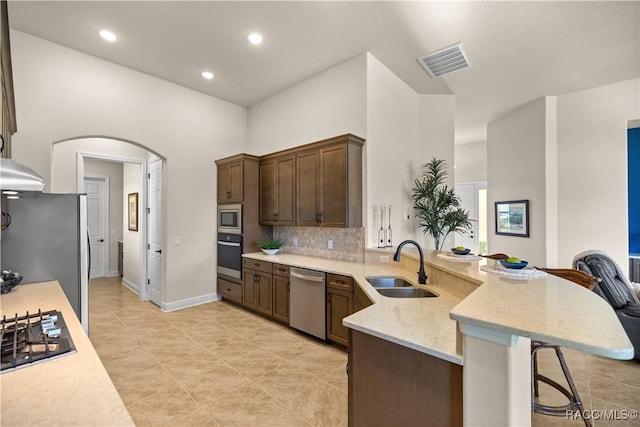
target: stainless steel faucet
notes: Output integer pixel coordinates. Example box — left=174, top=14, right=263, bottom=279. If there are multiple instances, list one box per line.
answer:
left=393, top=240, right=428, bottom=284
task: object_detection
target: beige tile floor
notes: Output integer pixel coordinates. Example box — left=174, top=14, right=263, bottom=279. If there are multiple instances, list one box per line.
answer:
left=89, top=277, right=640, bottom=426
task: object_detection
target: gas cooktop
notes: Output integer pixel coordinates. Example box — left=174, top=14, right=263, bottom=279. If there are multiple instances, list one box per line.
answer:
left=1, top=309, right=76, bottom=372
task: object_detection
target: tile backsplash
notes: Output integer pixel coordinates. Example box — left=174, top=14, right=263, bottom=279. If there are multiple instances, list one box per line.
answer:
left=274, top=226, right=365, bottom=263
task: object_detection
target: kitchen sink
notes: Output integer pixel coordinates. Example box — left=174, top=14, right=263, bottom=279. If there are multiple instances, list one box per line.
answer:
left=366, top=276, right=414, bottom=288
left=375, top=287, right=438, bottom=298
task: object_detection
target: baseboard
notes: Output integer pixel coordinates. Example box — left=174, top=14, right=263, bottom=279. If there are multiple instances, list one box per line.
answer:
left=161, top=293, right=221, bottom=312
left=121, top=277, right=140, bottom=295
left=106, top=269, right=120, bottom=277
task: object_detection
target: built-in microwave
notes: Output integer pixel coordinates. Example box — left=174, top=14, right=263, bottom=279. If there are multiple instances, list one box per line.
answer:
left=218, top=204, right=242, bottom=234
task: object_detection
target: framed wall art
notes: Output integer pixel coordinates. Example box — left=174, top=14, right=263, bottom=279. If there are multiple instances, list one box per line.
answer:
left=128, top=192, right=139, bottom=232
left=495, top=200, right=529, bottom=237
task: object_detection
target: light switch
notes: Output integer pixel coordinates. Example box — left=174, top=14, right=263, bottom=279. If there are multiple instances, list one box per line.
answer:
left=293, top=237, right=298, bottom=246
left=174, top=236, right=181, bottom=245
left=328, top=239, right=333, bottom=250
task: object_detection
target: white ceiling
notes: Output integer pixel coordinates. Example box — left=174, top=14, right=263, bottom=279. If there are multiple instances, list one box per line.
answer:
left=7, top=1, right=640, bottom=144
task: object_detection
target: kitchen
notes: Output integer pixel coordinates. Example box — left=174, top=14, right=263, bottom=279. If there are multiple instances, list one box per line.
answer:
left=1, top=1, right=639, bottom=426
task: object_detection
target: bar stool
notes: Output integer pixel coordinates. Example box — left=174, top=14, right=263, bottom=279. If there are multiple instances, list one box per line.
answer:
left=531, top=267, right=601, bottom=427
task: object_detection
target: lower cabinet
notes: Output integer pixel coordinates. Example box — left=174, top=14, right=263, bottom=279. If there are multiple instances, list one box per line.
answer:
left=242, top=259, right=273, bottom=316
left=326, top=273, right=375, bottom=347
left=218, top=277, right=242, bottom=304
left=272, top=264, right=290, bottom=324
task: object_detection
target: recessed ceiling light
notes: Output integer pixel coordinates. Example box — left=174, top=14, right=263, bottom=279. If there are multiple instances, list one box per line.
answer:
left=6, top=195, right=19, bottom=199
left=201, top=71, right=214, bottom=80
left=99, top=29, right=118, bottom=42
left=2, top=190, right=18, bottom=195
left=247, top=32, right=263, bottom=45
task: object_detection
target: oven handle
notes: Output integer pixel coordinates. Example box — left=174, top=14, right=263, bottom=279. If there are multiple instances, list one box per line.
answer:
left=217, top=241, right=241, bottom=247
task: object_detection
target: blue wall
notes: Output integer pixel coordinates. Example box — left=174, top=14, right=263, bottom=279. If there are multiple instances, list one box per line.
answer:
left=629, top=127, right=640, bottom=253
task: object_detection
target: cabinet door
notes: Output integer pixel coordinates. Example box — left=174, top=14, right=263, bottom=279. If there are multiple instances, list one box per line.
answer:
left=319, top=144, right=348, bottom=227
left=296, top=150, right=320, bottom=226
left=275, top=155, right=296, bottom=225
left=327, top=287, right=353, bottom=347
left=255, top=271, right=273, bottom=316
left=259, top=159, right=277, bottom=224
left=242, top=269, right=257, bottom=309
left=217, top=161, right=243, bottom=203
left=353, top=284, right=374, bottom=313
left=272, top=275, right=290, bottom=324
left=228, top=161, right=243, bottom=202
left=217, top=163, right=231, bottom=203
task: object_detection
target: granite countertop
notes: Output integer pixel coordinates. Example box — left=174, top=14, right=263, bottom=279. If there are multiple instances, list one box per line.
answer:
left=0, top=281, right=134, bottom=426
left=243, top=250, right=634, bottom=364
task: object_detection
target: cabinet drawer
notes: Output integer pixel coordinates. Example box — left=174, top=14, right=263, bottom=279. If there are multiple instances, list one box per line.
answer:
left=243, top=258, right=273, bottom=274
left=327, top=273, right=353, bottom=292
left=273, top=263, right=290, bottom=277
left=218, top=278, right=242, bottom=304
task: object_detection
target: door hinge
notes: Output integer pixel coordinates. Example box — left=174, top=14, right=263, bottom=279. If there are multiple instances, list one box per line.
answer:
left=147, top=243, right=150, bottom=249
left=147, top=278, right=150, bottom=285
left=147, top=207, right=150, bottom=214
left=148, top=173, right=151, bottom=179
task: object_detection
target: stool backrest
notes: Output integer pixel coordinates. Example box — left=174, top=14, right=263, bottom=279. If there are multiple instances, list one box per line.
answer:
left=534, top=267, right=601, bottom=291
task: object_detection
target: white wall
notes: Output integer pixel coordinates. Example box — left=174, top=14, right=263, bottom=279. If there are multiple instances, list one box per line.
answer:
left=365, top=53, right=419, bottom=248
left=455, top=141, right=487, bottom=183
left=247, top=54, right=367, bottom=154
left=487, top=97, right=548, bottom=267
left=557, top=78, right=640, bottom=269
left=84, top=158, right=123, bottom=275
left=11, top=31, right=248, bottom=306
left=123, top=163, right=141, bottom=287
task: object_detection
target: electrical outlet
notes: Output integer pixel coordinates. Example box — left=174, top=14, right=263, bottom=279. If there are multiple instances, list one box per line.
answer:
left=328, top=239, right=333, bottom=250
left=403, top=213, right=411, bottom=221
left=174, top=236, right=181, bottom=245
left=380, top=255, right=389, bottom=263
left=293, top=237, right=298, bottom=246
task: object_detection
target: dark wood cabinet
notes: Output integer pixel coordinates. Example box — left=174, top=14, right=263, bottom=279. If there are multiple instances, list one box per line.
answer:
left=218, top=277, right=242, bottom=304
left=326, top=274, right=354, bottom=347
left=255, top=271, right=273, bottom=316
left=353, top=282, right=374, bottom=312
left=241, top=258, right=274, bottom=316
left=259, top=154, right=295, bottom=225
left=216, top=159, right=243, bottom=203
left=296, top=135, right=363, bottom=227
left=272, top=263, right=290, bottom=324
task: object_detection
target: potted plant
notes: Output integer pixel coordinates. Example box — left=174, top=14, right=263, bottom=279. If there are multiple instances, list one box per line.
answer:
left=257, top=239, right=284, bottom=255
left=411, top=158, right=472, bottom=251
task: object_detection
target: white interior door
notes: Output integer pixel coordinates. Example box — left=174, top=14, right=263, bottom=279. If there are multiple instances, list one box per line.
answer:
left=147, top=158, right=163, bottom=307
left=84, top=177, right=109, bottom=279
left=455, top=183, right=479, bottom=253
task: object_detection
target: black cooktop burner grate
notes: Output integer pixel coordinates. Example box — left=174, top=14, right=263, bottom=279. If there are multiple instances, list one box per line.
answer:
left=1, top=309, right=76, bottom=372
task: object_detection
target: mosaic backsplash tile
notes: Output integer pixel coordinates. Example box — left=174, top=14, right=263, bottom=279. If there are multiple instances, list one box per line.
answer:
left=274, top=226, right=365, bottom=263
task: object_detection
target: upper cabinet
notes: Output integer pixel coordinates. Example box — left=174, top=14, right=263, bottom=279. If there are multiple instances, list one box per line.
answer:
left=1, top=0, right=17, bottom=159
left=295, top=134, right=364, bottom=228
left=216, top=157, right=244, bottom=203
left=259, top=153, right=295, bottom=226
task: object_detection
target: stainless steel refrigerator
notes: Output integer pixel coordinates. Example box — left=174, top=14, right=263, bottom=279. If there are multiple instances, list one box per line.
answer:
left=1, top=193, right=89, bottom=333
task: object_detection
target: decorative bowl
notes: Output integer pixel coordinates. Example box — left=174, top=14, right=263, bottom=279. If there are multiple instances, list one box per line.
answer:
left=261, top=248, right=280, bottom=255
left=499, top=259, right=528, bottom=269
left=451, top=248, right=471, bottom=255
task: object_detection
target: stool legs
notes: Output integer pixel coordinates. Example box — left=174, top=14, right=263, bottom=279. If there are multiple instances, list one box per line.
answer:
left=531, top=341, right=592, bottom=427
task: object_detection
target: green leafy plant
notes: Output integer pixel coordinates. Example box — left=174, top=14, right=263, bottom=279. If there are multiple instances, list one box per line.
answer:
left=411, top=158, right=473, bottom=251
left=256, top=239, right=284, bottom=250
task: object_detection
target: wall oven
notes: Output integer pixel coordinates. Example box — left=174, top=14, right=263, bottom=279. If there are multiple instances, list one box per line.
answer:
left=217, top=233, right=242, bottom=279
left=218, top=204, right=242, bottom=234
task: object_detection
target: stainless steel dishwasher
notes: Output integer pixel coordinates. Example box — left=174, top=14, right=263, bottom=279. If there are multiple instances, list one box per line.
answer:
left=289, top=267, right=326, bottom=340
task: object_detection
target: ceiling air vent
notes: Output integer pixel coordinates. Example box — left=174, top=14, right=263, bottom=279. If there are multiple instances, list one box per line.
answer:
left=417, top=42, right=471, bottom=78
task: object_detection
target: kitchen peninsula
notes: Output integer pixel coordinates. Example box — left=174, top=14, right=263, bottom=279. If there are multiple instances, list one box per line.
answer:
left=242, top=249, right=634, bottom=427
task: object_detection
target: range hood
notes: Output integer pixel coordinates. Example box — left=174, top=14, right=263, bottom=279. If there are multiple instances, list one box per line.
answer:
left=0, top=158, right=45, bottom=194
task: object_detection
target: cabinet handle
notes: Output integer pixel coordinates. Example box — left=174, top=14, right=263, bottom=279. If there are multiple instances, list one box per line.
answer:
left=226, top=191, right=231, bottom=199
